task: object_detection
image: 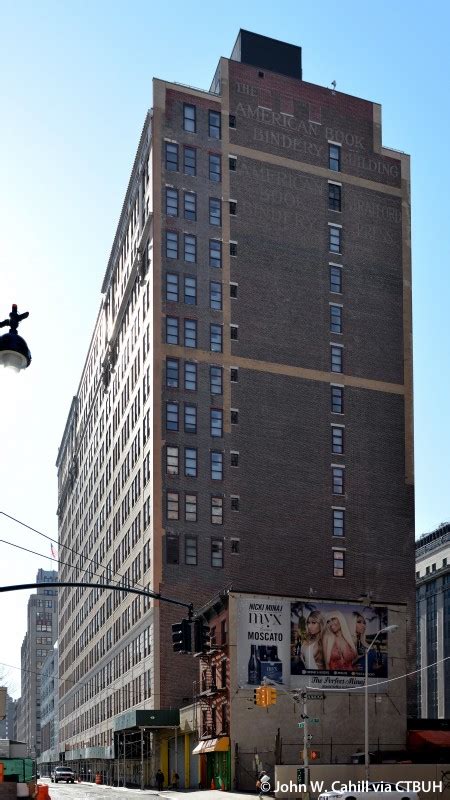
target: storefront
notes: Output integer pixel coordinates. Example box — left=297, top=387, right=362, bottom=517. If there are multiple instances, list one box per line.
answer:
left=192, top=736, right=230, bottom=791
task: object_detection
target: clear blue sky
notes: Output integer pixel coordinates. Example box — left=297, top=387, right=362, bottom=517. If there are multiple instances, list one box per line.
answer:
left=0, top=0, right=448, bottom=696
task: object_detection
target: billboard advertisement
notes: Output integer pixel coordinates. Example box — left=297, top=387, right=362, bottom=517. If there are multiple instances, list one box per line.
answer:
left=236, top=594, right=390, bottom=692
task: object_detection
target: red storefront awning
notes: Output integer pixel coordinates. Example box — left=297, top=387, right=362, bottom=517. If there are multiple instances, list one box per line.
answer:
left=409, top=730, right=450, bottom=749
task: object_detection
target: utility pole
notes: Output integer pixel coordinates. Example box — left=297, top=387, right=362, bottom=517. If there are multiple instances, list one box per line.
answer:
left=300, top=691, right=309, bottom=799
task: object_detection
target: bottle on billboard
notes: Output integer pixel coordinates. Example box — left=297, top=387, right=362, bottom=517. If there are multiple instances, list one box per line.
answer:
left=248, top=645, right=259, bottom=684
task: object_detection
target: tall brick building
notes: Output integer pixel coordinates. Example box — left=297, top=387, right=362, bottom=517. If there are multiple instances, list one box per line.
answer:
left=56, top=31, right=414, bottom=777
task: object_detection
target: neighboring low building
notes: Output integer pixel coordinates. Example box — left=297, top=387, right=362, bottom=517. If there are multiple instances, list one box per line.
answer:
left=416, top=522, right=450, bottom=718
left=193, top=590, right=408, bottom=790
left=38, top=644, right=59, bottom=774
left=0, top=693, right=18, bottom=740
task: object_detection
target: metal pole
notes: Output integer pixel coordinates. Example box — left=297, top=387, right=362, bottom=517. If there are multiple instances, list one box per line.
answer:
left=174, top=725, right=178, bottom=778
left=140, top=728, right=145, bottom=791
left=364, top=647, right=369, bottom=782
left=302, top=692, right=309, bottom=796
left=123, top=732, right=126, bottom=788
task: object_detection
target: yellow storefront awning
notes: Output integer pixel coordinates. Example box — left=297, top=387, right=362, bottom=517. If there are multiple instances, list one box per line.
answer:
left=192, top=737, right=230, bottom=755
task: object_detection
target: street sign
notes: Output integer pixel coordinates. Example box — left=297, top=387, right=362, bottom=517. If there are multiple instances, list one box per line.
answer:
left=297, top=768, right=305, bottom=783
left=299, top=717, right=320, bottom=727
left=306, top=693, right=324, bottom=700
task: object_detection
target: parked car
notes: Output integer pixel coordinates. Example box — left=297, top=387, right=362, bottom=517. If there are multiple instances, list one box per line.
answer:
left=51, top=766, right=75, bottom=784
left=318, top=782, right=419, bottom=800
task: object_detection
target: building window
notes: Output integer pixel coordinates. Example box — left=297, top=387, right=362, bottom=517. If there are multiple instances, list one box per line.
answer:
left=211, top=451, right=223, bottom=480
left=333, top=549, right=345, bottom=577
left=184, top=146, right=196, bottom=176
left=209, top=110, right=221, bottom=139
left=166, top=491, right=179, bottom=520
left=209, top=153, right=221, bottom=182
left=209, top=197, right=221, bottom=226
left=329, top=143, right=341, bottom=171
left=332, top=508, right=345, bottom=537
left=331, top=345, right=343, bottom=373
left=229, top=114, right=236, bottom=128
left=230, top=450, right=239, bottom=467
left=184, top=403, right=197, bottom=433
left=184, top=318, right=197, bottom=348
left=185, top=536, right=197, bottom=565
left=166, top=358, right=179, bottom=388
left=231, top=408, right=239, bottom=425
left=229, top=155, right=237, bottom=171
left=166, top=230, right=178, bottom=259
left=210, top=324, right=223, bottom=352
left=332, top=465, right=345, bottom=495
left=210, top=281, right=222, bottom=310
left=166, top=401, right=179, bottom=431
left=210, top=239, right=222, bottom=268
left=185, top=493, right=197, bottom=521
left=231, top=495, right=240, bottom=511
left=184, top=275, right=197, bottom=305
left=211, top=496, right=223, bottom=524
left=185, top=447, right=198, bottom=477
left=331, top=385, right=343, bottom=413
left=230, top=324, right=238, bottom=340
left=184, top=362, right=197, bottom=391
left=231, top=538, right=240, bottom=553
left=230, top=241, right=237, bottom=257
left=331, top=425, right=344, bottom=454
left=183, top=191, right=197, bottom=221
left=328, top=183, right=341, bottom=211
left=329, top=225, right=342, bottom=253
left=166, top=534, right=179, bottom=564
left=184, top=233, right=197, bottom=263
left=166, top=446, right=179, bottom=475
left=210, top=365, right=223, bottom=395
left=210, top=408, right=223, bottom=438
left=211, top=539, right=224, bottom=568
left=166, top=316, right=179, bottom=345
left=183, top=103, right=196, bottom=133
left=166, top=272, right=179, bottom=302
left=229, top=200, right=237, bottom=215
left=330, top=304, right=343, bottom=333
left=166, top=187, right=178, bottom=217
left=165, top=142, right=178, bottom=171
left=330, top=265, right=342, bottom=293
left=230, top=282, right=238, bottom=298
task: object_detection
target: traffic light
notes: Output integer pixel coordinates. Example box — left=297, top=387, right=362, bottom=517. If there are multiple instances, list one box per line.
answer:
left=253, top=686, right=277, bottom=707
left=253, top=687, right=263, bottom=706
left=172, top=619, right=191, bottom=653
left=267, top=687, right=277, bottom=705
left=193, top=618, right=211, bottom=654
left=309, top=750, right=320, bottom=761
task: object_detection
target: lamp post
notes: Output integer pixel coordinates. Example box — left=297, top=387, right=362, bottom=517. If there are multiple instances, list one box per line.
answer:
left=364, top=624, right=398, bottom=780
left=0, top=304, right=31, bottom=371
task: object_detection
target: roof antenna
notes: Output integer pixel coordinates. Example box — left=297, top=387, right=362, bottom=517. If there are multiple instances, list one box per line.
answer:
left=331, top=80, right=336, bottom=95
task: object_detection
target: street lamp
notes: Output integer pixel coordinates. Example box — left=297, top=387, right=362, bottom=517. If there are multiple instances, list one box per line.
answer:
left=364, top=624, right=398, bottom=780
left=0, top=304, right=31, bottom=371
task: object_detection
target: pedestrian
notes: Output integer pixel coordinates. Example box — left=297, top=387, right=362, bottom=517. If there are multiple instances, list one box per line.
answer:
left=155, top=769, right=164, bottom=791
left=171, top=771, right=180, bottom=790
left=256, top=770, right=271, bottom=799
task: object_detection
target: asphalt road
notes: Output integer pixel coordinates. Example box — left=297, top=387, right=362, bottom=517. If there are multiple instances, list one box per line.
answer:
left=40, top=780, right=158, bottom=800
left=40, top=782, right=252, bottom=800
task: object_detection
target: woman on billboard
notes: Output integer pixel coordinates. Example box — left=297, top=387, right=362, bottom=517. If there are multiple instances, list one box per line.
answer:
left=301, top=610, right=325, bottom=670
left=323, top=611, right=357, bottom=671
left=351, top=612, right=369, bottom=670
